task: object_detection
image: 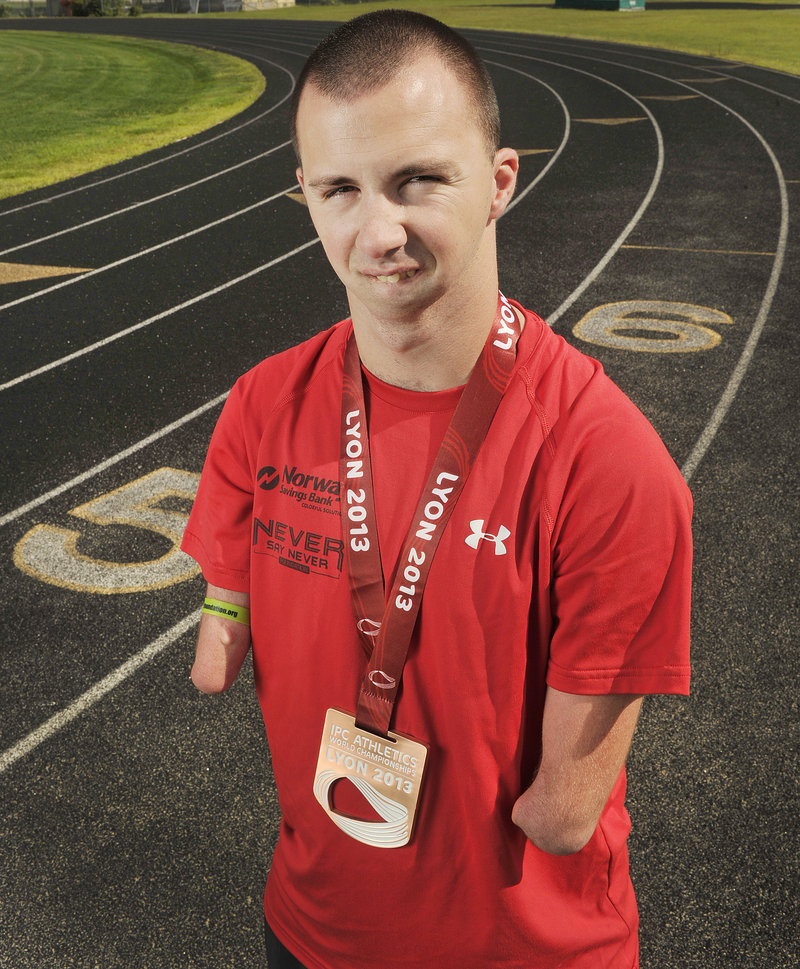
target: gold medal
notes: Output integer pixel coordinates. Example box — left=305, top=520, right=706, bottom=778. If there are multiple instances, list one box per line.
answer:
left=314, top=708, right=428, bottom=849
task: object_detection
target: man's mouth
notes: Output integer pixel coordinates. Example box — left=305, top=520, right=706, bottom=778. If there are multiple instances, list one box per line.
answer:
left=374, top=270, right=418, bottom=284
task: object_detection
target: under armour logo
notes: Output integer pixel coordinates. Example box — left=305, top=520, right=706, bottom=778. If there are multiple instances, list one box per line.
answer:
left=357, top=619, right=381, bottom=638
left=465, top=519, right=510, bottom=556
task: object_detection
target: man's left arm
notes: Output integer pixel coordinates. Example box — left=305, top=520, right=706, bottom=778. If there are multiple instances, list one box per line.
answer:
left=512, top=688, right=643, bottom=855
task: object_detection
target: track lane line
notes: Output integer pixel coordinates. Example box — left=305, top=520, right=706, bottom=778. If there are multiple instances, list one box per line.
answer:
left=0, top=181, right=301, bottom=316
left=496, top=36, right=800, bottom=106
left=506, top=42, right=791, bottom=482
left=479, top=44, right=665, bottom=326
left=0, top=36, right=321, bottom=246
left=0, top=141, right=292, bottom=259
left=0, top=610, right=201, bottom=775
left=0, top=235, right=320, bottom=392
left=0, top=50, right=563, bottom=306
left=0, top=392, right=228, bottom=529
left=674, top=100, right=789, bottom=481
left=482, top=61, right=571, bottom=215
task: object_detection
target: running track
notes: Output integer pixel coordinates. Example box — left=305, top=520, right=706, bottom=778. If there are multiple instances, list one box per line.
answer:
left=0, top=17, right=797, bottom=968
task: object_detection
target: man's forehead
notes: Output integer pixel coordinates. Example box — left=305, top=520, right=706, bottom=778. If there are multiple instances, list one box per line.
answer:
left=297, top=55, right=471, bottom=123
left=295, top=61, right=479, bottom=165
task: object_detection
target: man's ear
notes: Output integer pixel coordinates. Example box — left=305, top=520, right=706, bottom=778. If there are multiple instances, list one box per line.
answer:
left=296, top=168, right=305, bottom=194
left=489, top=148, right=519, bottom=222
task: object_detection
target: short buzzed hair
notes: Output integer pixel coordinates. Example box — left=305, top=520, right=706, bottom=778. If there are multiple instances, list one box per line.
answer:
left=291, top=9, right=500, bottom=160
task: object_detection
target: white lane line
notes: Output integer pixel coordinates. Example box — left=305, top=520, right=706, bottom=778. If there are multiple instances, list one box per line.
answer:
left=479, top=45, right=665, bottom=326
left=502, top=36, right=800, bottom=106
left=0, top=235, right=320, bottom=392
left=676, top=98, right=789, bottom=482
left=0, top=54, right=555, bottom=291
left=482, top=61, right=571, bottom=215
left=0, top=610, right=201, bottom=775
left=0, top=392, right=228, bottom=529
left=0, top=141, right=292, bottom=258
left=687, top=73, right=800, bottom=107
left=0, top=183, right=302, bottom=315
left=0, top=50, right=298, bottom=218
left=547, top=95, right=662, bottom=326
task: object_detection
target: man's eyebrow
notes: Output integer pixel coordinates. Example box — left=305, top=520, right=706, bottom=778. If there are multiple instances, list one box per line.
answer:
left=397, top=159, right=458, bottom=177
left=305, top=174, right=353, bottom=190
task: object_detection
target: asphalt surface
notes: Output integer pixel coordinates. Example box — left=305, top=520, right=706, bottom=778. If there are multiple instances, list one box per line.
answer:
left=0, top=16, right=797, bottom=969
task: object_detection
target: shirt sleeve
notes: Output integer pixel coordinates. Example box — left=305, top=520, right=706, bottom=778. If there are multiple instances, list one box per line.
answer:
left=181, top=379, right=254, bottom=594
left=544, top=375, right=693, bottom=697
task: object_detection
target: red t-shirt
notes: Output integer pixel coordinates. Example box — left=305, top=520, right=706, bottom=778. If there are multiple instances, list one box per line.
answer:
left=182, top=302, right=692, bottom=969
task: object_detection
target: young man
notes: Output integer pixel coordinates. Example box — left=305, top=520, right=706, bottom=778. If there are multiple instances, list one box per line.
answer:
left=182, top=11, right=692, bottom=968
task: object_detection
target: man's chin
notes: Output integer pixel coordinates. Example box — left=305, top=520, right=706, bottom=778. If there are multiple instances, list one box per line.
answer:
left=349, top=278, right=442, bottom=322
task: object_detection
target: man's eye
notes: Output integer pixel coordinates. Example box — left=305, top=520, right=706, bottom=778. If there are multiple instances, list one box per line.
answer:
left=325, top=185, right=356, bottom=199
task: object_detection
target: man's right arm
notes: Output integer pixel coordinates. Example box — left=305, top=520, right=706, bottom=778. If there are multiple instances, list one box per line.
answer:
left=191, top=583, right=251, bottom=694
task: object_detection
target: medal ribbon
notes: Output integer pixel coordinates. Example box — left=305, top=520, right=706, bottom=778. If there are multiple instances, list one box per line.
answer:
left=340, top=294, right=522, bottom=737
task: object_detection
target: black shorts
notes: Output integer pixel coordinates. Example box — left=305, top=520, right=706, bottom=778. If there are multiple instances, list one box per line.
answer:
left=264, top=919, right=309, bottom=969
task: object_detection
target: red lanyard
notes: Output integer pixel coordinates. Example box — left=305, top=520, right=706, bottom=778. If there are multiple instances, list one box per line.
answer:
left=339, top=294, right=522, bottom=737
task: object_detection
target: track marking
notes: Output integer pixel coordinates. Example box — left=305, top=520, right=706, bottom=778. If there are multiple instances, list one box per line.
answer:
left=0, top=182, right=301, bottom=315
left=517, top=148, right=555, bottom=156
left=0, top=393, right=228, bottom=530
left=14, top=467, right=201, bottom=594
left=573, top=300, right=734, bottom=353
left=482, top=59, right=570, bottom=216
left=680, top=129, right=788, bottom=481
left=675, top=77, right=731, bottom=84
left=0, top=57, right=568, bottom=390
left=0, top=262, right=91, bottom=284
left=286, top=192, right=307, bottom=206
left=0, top=236, right=320, bottom=392
left=0, top=140, right=293, bottom=259
left=0, top=610, right=201, bottom=775
left=497, top=36, right=800, bottom=106
left=573, top=117, right=647, bottom=125
left=718, top=76, right=800, bottom=107
left=639, top=95, right=700, bottom=102
left=591, top=60, right=789, bottom=482
left=621, top=244, right=776, bottom=256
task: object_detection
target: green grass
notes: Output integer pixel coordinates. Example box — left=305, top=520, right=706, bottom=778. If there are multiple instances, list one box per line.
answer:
left=230, top=0, right=799, bottom=76
left=0, top=31, right=265, bottom=198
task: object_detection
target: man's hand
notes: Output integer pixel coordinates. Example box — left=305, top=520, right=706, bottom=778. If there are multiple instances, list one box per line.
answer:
left=191, top=584, right=251, bottom=694
left=511, top=688, right=643, bottom=855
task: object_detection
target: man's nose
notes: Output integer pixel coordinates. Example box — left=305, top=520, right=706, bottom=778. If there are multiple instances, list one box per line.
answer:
left=355, top=194, right=408, bottom=258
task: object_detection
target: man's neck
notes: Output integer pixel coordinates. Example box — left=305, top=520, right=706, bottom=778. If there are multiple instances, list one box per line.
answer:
left=349, top=290, right=499, bottom=392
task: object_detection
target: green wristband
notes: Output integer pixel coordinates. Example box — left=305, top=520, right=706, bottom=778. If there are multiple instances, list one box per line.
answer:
left=202, top=597, right=250, bottom=625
